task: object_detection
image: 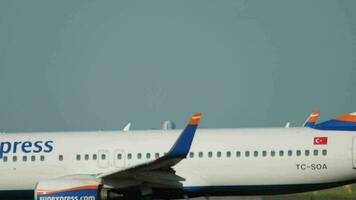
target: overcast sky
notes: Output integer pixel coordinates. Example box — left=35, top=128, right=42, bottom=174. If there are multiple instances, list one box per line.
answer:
left=0, top=0, right=356, bottom=132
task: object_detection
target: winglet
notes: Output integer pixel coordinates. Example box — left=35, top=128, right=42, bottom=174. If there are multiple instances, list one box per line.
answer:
left=167, top=112, right=201, bottom=158
left=189, top=112, right=201, bottom=125
left=303, top=111, right=320, bottom=128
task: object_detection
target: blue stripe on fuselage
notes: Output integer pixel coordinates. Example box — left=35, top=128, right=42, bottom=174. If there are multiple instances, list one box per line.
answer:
left=182, top=180, right=356, bottom=197
left=314, top=119, right=356, bottom=131
left=2, top=180, right=356, bottom=199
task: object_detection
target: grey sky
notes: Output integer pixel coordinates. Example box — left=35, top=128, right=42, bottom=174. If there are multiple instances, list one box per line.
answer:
left=0, top=0, right=356, bottom=132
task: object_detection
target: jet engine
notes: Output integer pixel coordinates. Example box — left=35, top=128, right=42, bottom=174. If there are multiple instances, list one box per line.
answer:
left=34, top=179, right=108, bottom=200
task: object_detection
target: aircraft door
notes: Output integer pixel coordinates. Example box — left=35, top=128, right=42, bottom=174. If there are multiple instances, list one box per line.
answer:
left=98, top=149, right=109, bottom=168
left=353, top=137, right=356, bottom=169
left=114, top=149, right=125, bottom=169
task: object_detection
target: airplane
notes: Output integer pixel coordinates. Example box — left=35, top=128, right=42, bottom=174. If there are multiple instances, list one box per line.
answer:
left=1, top=111, right=356, bottom=200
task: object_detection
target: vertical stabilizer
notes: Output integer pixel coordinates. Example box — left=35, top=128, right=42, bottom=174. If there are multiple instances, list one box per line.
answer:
left=303, top=112, right=320, bottom=128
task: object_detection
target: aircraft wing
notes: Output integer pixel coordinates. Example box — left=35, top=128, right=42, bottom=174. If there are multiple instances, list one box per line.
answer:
left=96, top=112, right=201, bottom=188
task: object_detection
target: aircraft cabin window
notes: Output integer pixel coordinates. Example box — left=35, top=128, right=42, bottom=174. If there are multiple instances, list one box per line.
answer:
left=236, top=151, right=241, bottom=157
left=208, top=152, right=213, bottom=158
left=279, top=151, right=284, bottom=157
left=76, top=155, right=81, bottom=161
left=226, top=151, right=231, bottom=158
left=137, top=153, right=142, bottom=159
left=31, top=155, right=36, bottom=162
left=217, top=152, right=222, bottom=158
left=305, top=150, right=310, bottom=156
left=117, top=153, right=122, bottom=160
left=59, top=155, right=63, bottom=161
left=127, top=153, right=132, bottom=159
left=288, top=150, right=293, bottom=156
left=93, top=154, right=97, bottom=160
left=3, top=156, right=7, bottom=162
left=245, top=151, right=250, bottom=157
left=322, top=149, right=327, bottom=156
left=85, top=154, right=89, bottom=160
left=23, top=156, right=27, bottom=162
left=189, top=152, right=194, bottom=158
left=296, top=150, right=301, bottom=156
left=40, top=155, right=45, bottom=161
left=198, top=152, right=203, bottom=158
left=13, top=156, right=17, bottom=162
left=262, top=151, right=267, bottom=157
left=271, top=151, right=275, bottom=157
left=101, top=154, right=106, bottom=160
left=313, top=150, right=318, bottom=156
left=254, top=151, right=258, bottom=157
left=146, top=153, right=151, bottom=159
left=155, top=153, right=160, bottom=159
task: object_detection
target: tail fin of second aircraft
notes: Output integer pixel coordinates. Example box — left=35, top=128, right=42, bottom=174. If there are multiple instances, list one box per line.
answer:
left=314, top=112, right=356, bottom=131
left=303, top=112, right=320, bottom=128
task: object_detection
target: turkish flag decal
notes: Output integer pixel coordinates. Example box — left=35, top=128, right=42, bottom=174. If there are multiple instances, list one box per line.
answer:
left=314, top=137, right=328, bottom=145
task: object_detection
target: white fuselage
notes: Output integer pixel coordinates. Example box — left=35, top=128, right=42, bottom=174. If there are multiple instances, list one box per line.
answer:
left=0, top=127, right=355, bottom=196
